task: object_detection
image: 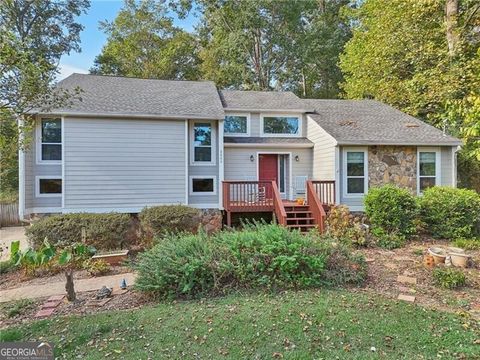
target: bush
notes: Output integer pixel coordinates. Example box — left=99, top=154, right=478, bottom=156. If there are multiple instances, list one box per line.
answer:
left=432, top=268, right=466, bottom=289
left=326, top=205, right=369, bottom=247
left=418, top=187, right=480, bottom=239
left=26, top=213, right=135, bottom=250
left=364, top=185, right=417, bottom=238
left=139, top=205, right=201, bottom=240
left=371, top=228, right=406, bottom=250
left=134, top=223, right=366, bottom=299
left=83, top=259, right=111, bottom=277
left=451, top=238, right=480, bottom=250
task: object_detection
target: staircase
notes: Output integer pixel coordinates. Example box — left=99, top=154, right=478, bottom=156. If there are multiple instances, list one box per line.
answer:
left=284, top=204, right=318, bottom=233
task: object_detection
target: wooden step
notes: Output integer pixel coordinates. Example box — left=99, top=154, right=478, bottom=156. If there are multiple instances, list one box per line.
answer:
left=287, top=224, right=317, bottom=228
left=286, top=211, right=312, bottom=215
left=286, top=217, right=315, bottom=222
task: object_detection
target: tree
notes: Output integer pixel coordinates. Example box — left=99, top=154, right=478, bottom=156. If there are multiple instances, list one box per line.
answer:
left=91, top=0, right=200, bottom=80
left=0, top=0, right=89, bottom=194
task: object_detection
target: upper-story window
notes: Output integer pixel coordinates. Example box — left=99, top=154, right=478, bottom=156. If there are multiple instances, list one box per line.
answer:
left=38, top=118, right=62, bottom=163
left=261, top=115, right=301, bottom=136
left=418, top=149, right=440, bottom=193
left=191, top=121, right=215, bottom=165
left=224, top=115, right=249, bottom=136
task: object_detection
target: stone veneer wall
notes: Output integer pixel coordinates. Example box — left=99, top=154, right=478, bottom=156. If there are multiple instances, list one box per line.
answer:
left=368, top=146, right=417, bottom=193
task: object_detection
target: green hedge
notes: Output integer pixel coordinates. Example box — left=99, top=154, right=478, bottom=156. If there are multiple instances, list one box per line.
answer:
left=418, top=187, right=480, bottom=239
left=139, top=205, right=201, bottom=240
left=364, top=185, right=417, bottom=238
left=134, top=223, right=366, bottom=299
left=26, top=213, right=135, bottom=250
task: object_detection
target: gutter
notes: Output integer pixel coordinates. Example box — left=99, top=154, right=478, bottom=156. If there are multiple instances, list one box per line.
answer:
left=30, top=111, right=224, bottom=121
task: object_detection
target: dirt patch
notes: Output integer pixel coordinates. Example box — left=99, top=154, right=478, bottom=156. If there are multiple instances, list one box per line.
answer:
left=358, top=238, right=480, bottom=318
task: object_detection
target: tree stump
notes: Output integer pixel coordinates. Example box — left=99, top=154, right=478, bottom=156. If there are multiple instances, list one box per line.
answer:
left=65, top=270, right=76, bottom=302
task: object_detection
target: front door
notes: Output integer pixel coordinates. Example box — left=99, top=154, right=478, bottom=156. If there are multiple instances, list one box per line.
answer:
left=259, top=154, right=278, bottom=199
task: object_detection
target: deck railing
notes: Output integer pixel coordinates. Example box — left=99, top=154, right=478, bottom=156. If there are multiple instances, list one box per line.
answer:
left=306, top=180, right=327, bottom=232
left=311, top=180, right=336, bottom=206
left=223, top=180, right=275, bottom=212
left=271, top=180, right=287, bottom=225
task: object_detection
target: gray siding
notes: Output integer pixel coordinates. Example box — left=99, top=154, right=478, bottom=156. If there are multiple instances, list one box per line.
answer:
left=305, top=116, right=336, bottom=180
left=24, top=125, right=62, bottom=212
left=63, top=117, right=186, bottom=212
left=224, top=146, right=312, bottom=199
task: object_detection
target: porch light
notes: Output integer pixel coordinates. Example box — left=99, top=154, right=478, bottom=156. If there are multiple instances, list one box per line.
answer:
left=250, top=155, right=255, bottom=162
left=295, top=155, right=300, bottom=162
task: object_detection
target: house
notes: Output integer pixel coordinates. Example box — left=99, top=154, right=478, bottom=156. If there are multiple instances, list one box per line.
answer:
left=19, top=74, right=462, bottom=231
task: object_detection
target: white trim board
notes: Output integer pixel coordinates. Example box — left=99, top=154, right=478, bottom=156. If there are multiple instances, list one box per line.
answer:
left=18, top=117, right=26, bottom=220
left=35, top=175, right=63, bottom=198
left=416, top=147, right=441, bottom=195
left=189, top=175, right=217, bottom=196
left=218, top=119, right=225, bottom=210
left=35, top=117, right=62, bottom=165
left=342, top=147, right=368, bottom=198
left=189, top=120, right=217, bottom=166
left=224, top=143, right=313, bottom=148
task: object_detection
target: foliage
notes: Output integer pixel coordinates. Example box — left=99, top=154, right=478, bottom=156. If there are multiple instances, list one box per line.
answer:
left=0, top=189, right=18, bottom=204
left=432, top=268, right=467, bottom=289
left=83, top=259, right=111, bottom=277
left=26, top=213, right=136, bottom=250
left=418, top=187, right=480, bottom=239
left=452, top=238, right=480, bottom=251
left=57, top=243, right=96, bottom=267
left=371, top=228, right=406, bottom=250
left=325, top=205, right=369, bottom=247
left=139, top=205, right=200, bottom=241
left=0, top=0, right=89, bottom=193
left=134, top=223, right=366, bottom=299
left=364, top=185, right=417, bottom=238
left=1, top=299, right=34, bottom=319
left=0, top=260, right=15, bottom=274
left=11, top=239, right=56, bottom=275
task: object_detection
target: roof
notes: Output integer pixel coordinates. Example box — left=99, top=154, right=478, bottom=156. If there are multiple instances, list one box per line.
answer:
left=47, top=73, right=225, bottom=120
left=219, top=90, right=311, bottom=112
left=304, top=99, right=462, bottom=146
left=224, top=137, right=313, bottom=147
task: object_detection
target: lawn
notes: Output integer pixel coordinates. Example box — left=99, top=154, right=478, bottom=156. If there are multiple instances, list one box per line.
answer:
left=2, top=289, right=478, bottom=359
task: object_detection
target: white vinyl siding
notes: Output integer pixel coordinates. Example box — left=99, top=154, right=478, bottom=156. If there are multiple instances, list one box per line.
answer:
left=306, top=116, right=336, bottom=181
left=63, top=118, right=186, bottom=212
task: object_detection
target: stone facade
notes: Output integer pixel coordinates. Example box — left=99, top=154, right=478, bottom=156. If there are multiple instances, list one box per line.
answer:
left=368, top=146, right=417, bottom=192
left=198, top=209, right=223, bottom=234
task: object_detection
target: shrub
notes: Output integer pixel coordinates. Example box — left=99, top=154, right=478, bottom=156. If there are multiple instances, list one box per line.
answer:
left=364, top=185, right=417, bottom=238
left=134, top=223, right=366, bottom=299
left=139, top=205, right=201, bottom=241
left=432, top=268, right=466, bottom=289
left=371, top=228, right=406, bottom=250
left=451, top=238, right=480, bottom=250
left=418, top=187, right=480, bottom=239
left=26, top=213, right=135, bottom=250
left=83, top=259, right=111, bottom=276
left=326, top=205, right=369, bottom=247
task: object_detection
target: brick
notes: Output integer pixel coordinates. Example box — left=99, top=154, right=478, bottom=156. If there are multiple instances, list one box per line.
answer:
left=47, top=295, right=65, bottom=302
left=35, top=308, right=55, bottom=318
left=41, top=300, right=61, bottom=309
left=396, top=275, right=417, bottom=285
left=398, top=294, right=415, bottom=303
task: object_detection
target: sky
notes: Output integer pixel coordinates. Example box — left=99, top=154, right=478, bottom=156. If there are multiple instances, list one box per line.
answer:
left=58, top=0, right=198, bottom=80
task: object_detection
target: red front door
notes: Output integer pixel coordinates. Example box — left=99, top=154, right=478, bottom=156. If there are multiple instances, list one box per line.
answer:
left=259, top=154, right=278, bottom=183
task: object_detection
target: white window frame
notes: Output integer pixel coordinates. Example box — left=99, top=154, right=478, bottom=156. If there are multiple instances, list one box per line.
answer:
left=223, top=113, right=250, bottom=137
left=189, top=176, right=217, bottom=196
left=36, top=117, right=62, bottom=165
left=260, top=113, right=302, bottom=137
left=417, top=147, right=441, bottom=195
left=190, top=120, right=216, bottom=166
left=343, top=147, right=368, bottom=197
left=35, top=176, right=62, bottom=198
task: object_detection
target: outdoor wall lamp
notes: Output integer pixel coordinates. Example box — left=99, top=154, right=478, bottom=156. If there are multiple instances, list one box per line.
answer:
left=250, top=155, right=255, bottom=162
left=295, top=155, right=300, bottom=162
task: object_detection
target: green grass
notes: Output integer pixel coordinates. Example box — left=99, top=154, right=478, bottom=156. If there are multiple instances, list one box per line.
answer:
left=1, top=299, right=34, bottom=319
left=1, top=290, right=478, bottom=359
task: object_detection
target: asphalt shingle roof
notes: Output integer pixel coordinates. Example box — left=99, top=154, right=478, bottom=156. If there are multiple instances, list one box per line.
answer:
left=224, top=137, right=313, bottom=145
left=51, top=73, right=225, bottom=119
left=304, top=99, right=462, bottom=146
left=219, top=90, right=310, bottom=112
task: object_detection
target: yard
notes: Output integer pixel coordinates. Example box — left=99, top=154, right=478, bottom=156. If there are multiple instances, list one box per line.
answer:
left=2, top=289, right=479, bottom=359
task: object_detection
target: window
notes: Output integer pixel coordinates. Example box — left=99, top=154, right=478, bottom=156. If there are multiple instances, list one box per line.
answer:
left=344, top=150, right=367, bottom=195
left=190, top=177, right=216, bottom=195
left=192, top=122, right=215, bottom=164
left=224, top=115, right=249, bottom=136
left=262, top=115, right=301, bottom=136
left=36, top=177, right=62, bottom=197
left=418, top=150, right=439, bottom=193
left=39, top=118, right=62, bottom=162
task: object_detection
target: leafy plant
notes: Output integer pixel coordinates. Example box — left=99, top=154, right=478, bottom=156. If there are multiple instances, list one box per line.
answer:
left=83, top=259, right=111, bottom=277
left=432, top=268, right=467, bottom=290
left=11, top=239, right=56, bottom=275
left=371, top=228, right=406, bottom=250
left=364, top=185, right=417, bottom=239
left=451, top=238, right=480, bottom=251
left=1, top=299, right=34, bottom=318
left=58, top=243, right=96, bottom=266
left=326, top=205, right=369, bottom=247
left=418, top=187, right=480, bottom=239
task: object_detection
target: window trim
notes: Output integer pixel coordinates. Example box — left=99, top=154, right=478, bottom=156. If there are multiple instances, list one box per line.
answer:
left=260, top=113, right=302, bottom=137
left=36, top=117, right=62, bottom=165
left=223, top=113, right=251, bottom=137
left=417, top=147, right=441, bottom=195
left=35, top=176, right=62, bottom=198
left=189, top=176, right=217, bottom=196
left=190, top=120, right=216, bottom=166
left=343, top=147, right=368, bottom=198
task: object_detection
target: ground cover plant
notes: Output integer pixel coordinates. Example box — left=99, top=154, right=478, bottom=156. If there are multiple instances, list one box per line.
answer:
left=2, top=290, right=478, bottom=359
left=432, top=268, right=467, bottom=290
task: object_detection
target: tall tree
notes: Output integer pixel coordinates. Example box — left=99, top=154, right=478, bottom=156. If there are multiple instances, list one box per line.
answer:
left=91, top=0, right=200, bottom=80
left=0, top=0, right=89, bottom=194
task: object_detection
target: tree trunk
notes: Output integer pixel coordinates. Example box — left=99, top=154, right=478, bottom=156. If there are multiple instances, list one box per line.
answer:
left=65, top=270, right=76, bottom=302
left=446, top=0, right=459, bottom=55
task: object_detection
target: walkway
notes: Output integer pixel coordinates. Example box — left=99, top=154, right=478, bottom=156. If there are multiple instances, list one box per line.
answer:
left=0, top=272, right=137, bottom=303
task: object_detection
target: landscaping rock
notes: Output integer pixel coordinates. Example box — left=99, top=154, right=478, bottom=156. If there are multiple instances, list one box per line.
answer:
left=34, top=308, right=55, bottom=318
left=397, top=275, right=417, bottom=285
left=398, top=294, right=416, bottom=303
left=96, top=286, right=112, bottom=299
